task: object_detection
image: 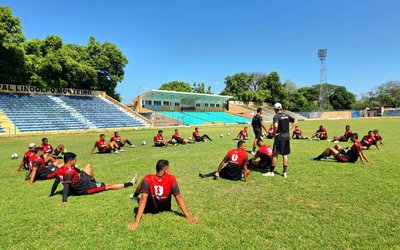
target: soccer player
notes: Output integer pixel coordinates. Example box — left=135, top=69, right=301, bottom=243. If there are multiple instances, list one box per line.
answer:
left=172, top=129, right=193, bottom=144
left=263, top=103, right=297, bottom=178
left=250, top=139, right=273, bottom=170
left=291, top=126, right=310, bottom=140
left=49, top=152, right=138, bottom=206
left=192, top=127, right=212, bottom=142
left=265, top=124, right=274, bottom=139
left=154, top=130, right=171, bottom=147
left=311, top=133, right=369, bottom=164
left=16, top=143, right=36, bottom=172
left=361, top=131, right=380, bottom=150
left=236, top=127, right=249, bottom=140
left=251, top=107, right=268, bottom=154
left=331, top=125, right=353, bottom=142
left=199, top=140, right=252, bottom=182
left=373, top=129, right=384, bottom=145
left=110, top=131, right=135, bottom=150
left=40, top=138, right=65, bottom=157
left=128, top=159, right=198, bottom=230
left=89, top=134, right=121, bottom=154
left=311, top=125, right=328, bottom=140
left=29, top=147, right=63, bottom=185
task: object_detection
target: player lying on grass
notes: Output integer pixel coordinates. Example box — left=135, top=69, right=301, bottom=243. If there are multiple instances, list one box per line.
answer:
left=49, top=152, right=137, bottom=206
left=40, top=138, right=65, bottom=158
left=128, top=159, right=198, bottom=230
left=373, top=129, right=384, bottom=145
left=331, top=125, right=353, bottom=142
left=110, top=131, right=135, bottom=150
left=199, top=140, right=252, bottom=182
left=291, top=126, right=310, bottom=140
left=16, top=143, right=36, bottom=172
left=193, top=127, right=212, bottom=142
left=28, top=147, right=63, bottom=185
left=172, top=129, right=194, bottom=144
left=89, top=134, right=121, bottom=154
left=249, top=139, right=273, bottom=170
left=154, top=130, right=171, bottom=147
left=361, top=131, right=380, bottom=151
left=236, top=126, right=249, bottom=140
left=311, top=133, right=369, bottom=164
left=311, top=125, right=328, bottom=140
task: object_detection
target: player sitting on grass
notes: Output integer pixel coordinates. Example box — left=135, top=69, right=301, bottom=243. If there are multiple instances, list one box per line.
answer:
left=192, top=127, right=212, bottom=142
left=48, top=152, right=137, bottom=206
left=128, top=159, right=198, bottom=230
left=40, top=138, right=65, bottom=158
left=89, top=134, right=121, bottom=154
left=199, top=140, right=252, bottom=182
left=373, top=129, right=384, bottom=145
left=291, top=126, right=310, bottom=140
left=236, top=127, right=249, bottom=140
left=172, top=129, right=193, bottom=144
left=110, top=131, right=135, bottom=151
left=28, top=147, right=63, bottom=185
left=331, top=125, right=353, bottom=142
left=154, top=130, right=171, bottom=147
left=16, top=143, right=36, bottom=172
left=361, top=131, right=380, bottom=151
left=311, top=133, right=369, bottom=164
left=249, top=139, right=273, bottom=170
left=311, top=125, right=328, bottom=140
left=265, top=124, right=274, bottom=139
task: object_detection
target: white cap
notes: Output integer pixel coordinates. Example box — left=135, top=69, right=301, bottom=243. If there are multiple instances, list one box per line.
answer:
left=273, top=102, right=282, bottom=110
left=28, top=143, right=36, bottom=148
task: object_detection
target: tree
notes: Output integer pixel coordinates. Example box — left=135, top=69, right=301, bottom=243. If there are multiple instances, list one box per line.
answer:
left=0, top=6, right=27, bottom=83
left=220, top=72, right=252, bottom=100
left=159, top=81, right=192, bottom=92
left=192, top=82, right=213, bottom=94
left=265, top=72, right=287, bottom=103
left=328, top=86, right=356, bottom=109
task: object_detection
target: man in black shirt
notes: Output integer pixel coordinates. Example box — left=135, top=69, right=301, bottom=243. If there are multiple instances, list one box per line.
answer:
left=251, top=107, right=268, bottom=154
left=263, top=103, right=297, bottom=178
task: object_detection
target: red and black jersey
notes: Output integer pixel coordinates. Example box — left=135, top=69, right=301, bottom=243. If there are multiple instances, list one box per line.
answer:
left=361, top=135, right=376, bottom=148
left=344, top=129, right=353, bottom=138
left=110, top=135, right=121, bottom=143
left=374, top=133, right=382, bottom=140
left=223, top=149, right=249, bottom=168
left=193, top=130, right=199, bottom=137
left=95, top=139, right=107, bottom=152
left=256, top=145, right=273, bottom=163
left=140, top=174, right=180, bottom=213
left=172, top=132, right=181, bottom=139
left=23, top=150, right=34, bottom=164
left=346, top=141, right=362, bottom=162
left=154, top=134, right=164, bottom=144
left=40, top=144, right=53, bottom=154
left=292, top=129, right=302, bottom=138
left=30, top=155, right=45, bottom=169
left=316, top=128, right=328, bottom=138
left=239, top=129, right=248, bottom=136
left=56, top=165, right=87, bottom=194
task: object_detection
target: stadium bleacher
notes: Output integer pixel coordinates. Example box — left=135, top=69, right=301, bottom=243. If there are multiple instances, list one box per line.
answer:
left=0, top=93, right=147, bottom=132
left=157, top=111, right=250, bottom=125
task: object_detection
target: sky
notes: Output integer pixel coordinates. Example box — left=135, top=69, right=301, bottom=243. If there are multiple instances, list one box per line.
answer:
left=3, top=0, right=400, bottom=103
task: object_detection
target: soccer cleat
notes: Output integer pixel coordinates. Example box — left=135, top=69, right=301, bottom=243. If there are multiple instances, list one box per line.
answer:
left=114, top=150, right=120, bottom=154
left=130, top=145, right=135, bottom=148
left=250, top=151, right=256, bottom=155
left=199, top=173, right=205, bottom=178
left=262, top=172, right=274, bottom=177
left=119, top=148, right=125, bottom=152
left=323, top=156, right=330, bottom=159
left=129, top=194, right=140, bottom=202
left=310, top=157, right=321, bottom=161
left=282, top=172, right=287, bottom=178
left=131, top=174, right=138, bottom=184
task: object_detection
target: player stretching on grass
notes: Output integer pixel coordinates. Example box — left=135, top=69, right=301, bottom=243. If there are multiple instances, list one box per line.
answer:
left=29, top=147, right=63, bottom=185
left=199, top=140, right=252, bottom=182
left=89, top=134, right=121, bottom=154
left=311, top=125, right=328, bottom=140
left=154, top=130, right=171, bottom=147
left=331, top=125, right=352, bottom=142
left=291, top=126, right=310, bottom=140
left=361, top=131, right=380, bottom=151
left=128, top=159, right=198, bottom=230
left=236, top=127, right=249, bottom=140
left=373, top=129, right=384, bottom=145
left=40, top=138, right=65, bottom=158
left=249, top=139, right=273, bottom=170
left=311, top=133, right=369, bottom=164
left=110, top=131, right=135, bottom=150
left=193, top=127, right=212, bottom=142
left=263, top=103, right=297, bottom=178
left=49, top=152, right=137, bottom=206
left=16, top=143, right=36, bottom=172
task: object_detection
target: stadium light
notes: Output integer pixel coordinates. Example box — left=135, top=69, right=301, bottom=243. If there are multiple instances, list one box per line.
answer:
left=318, top=49, right=327, bottom=110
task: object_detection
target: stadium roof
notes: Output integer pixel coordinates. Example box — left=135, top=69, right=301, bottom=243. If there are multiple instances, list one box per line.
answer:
left=139, top=89, right=233, bottom=102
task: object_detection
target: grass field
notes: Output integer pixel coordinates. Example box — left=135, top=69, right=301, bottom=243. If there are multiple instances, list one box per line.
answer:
left=1, top=118, right=399, bottom=249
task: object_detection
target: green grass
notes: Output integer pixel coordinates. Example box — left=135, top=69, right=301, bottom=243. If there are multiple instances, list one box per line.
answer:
left=0, top=119, right=399, bottom=249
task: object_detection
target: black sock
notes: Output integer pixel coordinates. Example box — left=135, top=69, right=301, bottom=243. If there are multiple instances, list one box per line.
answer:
left=270, top=166, right=276, bottom=173
left=126, top=140, right=132, bottom=146
left=252, top=147, right=256, bottom=152
left=206, top=135, right=212, bottom=141
left=283, top=165, right=287, bottom=173
left=200, top=171, right=217, bottom=178
left=124, top=182, right=133, bottom=187
left=317, top=154, right=324, bottom=159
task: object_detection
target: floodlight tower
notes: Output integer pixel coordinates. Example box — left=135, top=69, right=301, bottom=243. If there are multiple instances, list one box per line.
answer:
left=318, top=49, right=327, bottom=110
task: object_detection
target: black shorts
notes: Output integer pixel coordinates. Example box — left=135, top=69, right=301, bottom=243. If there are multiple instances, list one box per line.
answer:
left=54, top=149, right=61, bottom=156
left=194, top=136, right=203, bottom=142
left=273, top=139, right=290, bottom=155
left=253, top=129, right=263, bottom=139
left=219, top=165, right=242, bottom=181
left=36, top=165, right=58, bottom=180
left=98, top=147, right=111, bottom=153
left=155, top=142, right=166, bottom=147
left=74, top=171, right=106, bottom=195
left=116, top=141, right=124, bottom=147
left=334, top=153, right=351, bottom=162
left=361, top=141, right=370, bottom=149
